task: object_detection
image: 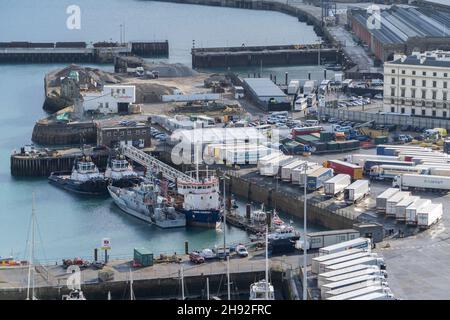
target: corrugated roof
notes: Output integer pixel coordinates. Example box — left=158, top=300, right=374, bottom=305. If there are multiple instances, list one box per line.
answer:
left=243, top=78, right=287, bottom=97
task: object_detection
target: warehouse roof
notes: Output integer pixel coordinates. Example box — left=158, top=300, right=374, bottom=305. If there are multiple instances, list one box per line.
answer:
left=243, top=78, right=287, bottom=97
left=389, top=51, right=450, bottom=68
left=350, top=6, right=450, bottom=45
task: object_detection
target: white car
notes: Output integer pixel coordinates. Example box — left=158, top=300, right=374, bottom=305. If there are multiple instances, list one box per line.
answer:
left=236, top=245, right=248, bottom=257
left=200, top=248, right=216, bottom=259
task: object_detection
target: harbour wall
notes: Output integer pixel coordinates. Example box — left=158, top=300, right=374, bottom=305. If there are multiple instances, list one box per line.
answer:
left=0, top=41, right=169, bottom=64
left=32, top=121, right=97, bottom=146
left=225, top=172, right=356, bottom=230
left=0, top=269, right=282, bottom=300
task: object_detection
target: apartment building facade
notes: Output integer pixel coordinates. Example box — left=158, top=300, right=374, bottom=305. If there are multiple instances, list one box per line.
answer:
left=384, top=51, right=450, bottom=118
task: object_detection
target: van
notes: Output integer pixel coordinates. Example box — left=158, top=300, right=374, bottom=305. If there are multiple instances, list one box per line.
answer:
left=305, top=120, right=319, bottom=127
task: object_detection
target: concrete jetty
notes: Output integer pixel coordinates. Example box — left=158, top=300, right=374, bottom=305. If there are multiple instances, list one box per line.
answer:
left=0, top=41, right=169, bottom=64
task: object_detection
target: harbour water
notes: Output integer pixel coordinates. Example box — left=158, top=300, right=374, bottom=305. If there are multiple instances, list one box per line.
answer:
left=0, top=0, right=325, bottom=261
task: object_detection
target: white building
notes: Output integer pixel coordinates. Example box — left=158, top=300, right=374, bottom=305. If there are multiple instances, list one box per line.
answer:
left=383, top=51, right=450, bottom=118
left=82, top=85, right=135, bottom=114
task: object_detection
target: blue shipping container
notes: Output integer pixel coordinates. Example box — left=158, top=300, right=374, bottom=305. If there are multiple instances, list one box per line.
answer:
left=376, top=146, right=385, bottom=155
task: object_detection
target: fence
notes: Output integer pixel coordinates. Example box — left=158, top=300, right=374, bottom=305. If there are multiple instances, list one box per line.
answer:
left=319, top=107, right=450, bottom=130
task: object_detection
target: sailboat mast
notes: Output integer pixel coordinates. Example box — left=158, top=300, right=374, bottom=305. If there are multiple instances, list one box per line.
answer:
left=181, top=266, right=185, bottom=300
left=27, top=193, right=36, bottom=300
left=265, top=225, right=269, bottom=300
left=129, top=269, right=135, bottom=300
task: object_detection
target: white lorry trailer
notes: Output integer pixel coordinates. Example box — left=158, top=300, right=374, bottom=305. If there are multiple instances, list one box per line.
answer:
left=297, top=229, right=360, bottom=252
left=321, top=268, right=387, bottom=287
left=280, top=159, right=306, bottom=182
left=385, top=191, right=411, bottom=217
left=259, top=155, right=293, bottom=176
left=405, top=199, right=432, bottom=225
left=393, top=174, right=450, bottom=192
left=376, top=188, right=400, bottom=212
left=344, top=180, right=370, bottom=204
left=323, top=280, right=389, bottom=299
left=319, top=237, right=372, bottom=256
left=318, top=265, right=380, bottom=288
left=395, top=196, right=420, bottom=222
left=324, top=174, right=352, bottom=196
left=326, top=286, right=392, bottom=300
left=320, top=274, right=386, bottom=299
left=349, top=291, right=395, bottom=300
left=318, top=252, right=374, bottom=274
left=417, top=203, right=443, bottom=229
left=347, top=154, right=398, bottom=166
left=288, top=80, right=300, bottom=95
left=324, top=256, right=385, bottom=273
left=311, top=248, right=364, bottom=275
left=291, top=164, right=320, bottom=185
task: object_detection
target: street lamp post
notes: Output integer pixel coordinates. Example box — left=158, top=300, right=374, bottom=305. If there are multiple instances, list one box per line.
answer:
left=298, top=162, right=308, bottom=300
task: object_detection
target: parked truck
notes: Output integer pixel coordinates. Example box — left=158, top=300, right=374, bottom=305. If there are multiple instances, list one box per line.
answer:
left=288, top=80, right=300, bottom=95
left=369, top=165, right=428, bottom=180
left=291, top=164, right=321, bottom=185
left=416, top=203, right=443, bottom=229
left=318, top=252, right=374, bottom=275
left=393, top=174, right=450, bottom=192
left=259, top=155, right=293, bottom=176
left=323, top=160, right=363, bottom=180
left=347, top=154, right=398, bottom=166
left=395, top=196, right=420, bottom=222
left=385, top=191, right=411, bottom=217
left=319, top=237, right=372, bottom=256
left=307, top=167, right=334, bottom=191
left=376, top=188, right=400, bottom=212
left=344, top=180, right=370, bottom=204
left=324, top=256, right=386, bottom=273
left=296, top=229, right=360, bottom=252
left=321, top=268, right=388, bottom=287
left=311, top=248, right=364, bottom=275
left=362, top=159, right=414, bottom=173
left=280, top=159, right=306, bottom=181
left=405, top=198, right=432, bottom=225
left=324, top=174, right=352, bottom=196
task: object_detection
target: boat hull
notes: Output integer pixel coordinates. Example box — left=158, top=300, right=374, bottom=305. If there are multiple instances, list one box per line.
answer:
left=49, top=174, right=109, bottom=195
left=111, top=177, right=142, bottom=188
left=178, top=209, right=221, bottom=228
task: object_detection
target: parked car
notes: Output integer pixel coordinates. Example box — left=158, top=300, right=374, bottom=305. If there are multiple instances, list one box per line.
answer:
left=200, top=248, right=216, bottom=260
left=235, top=245, right=248, bottom=257
left=189, top=251, right=205, bottom=264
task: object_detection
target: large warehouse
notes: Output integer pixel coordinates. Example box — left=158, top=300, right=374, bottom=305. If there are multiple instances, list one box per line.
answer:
left=348, top=5, right=450, bottom=62
left=243, top=78, right=291, bottom=111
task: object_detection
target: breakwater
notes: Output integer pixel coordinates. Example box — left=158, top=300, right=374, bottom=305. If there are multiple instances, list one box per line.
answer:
left=0, top=41, right=169, bottom=63
left=191, top=45, right=342, bottom=68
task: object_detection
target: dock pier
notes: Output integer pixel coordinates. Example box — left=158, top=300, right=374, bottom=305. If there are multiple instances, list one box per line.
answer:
left=0, top=41, right=169, bottom=64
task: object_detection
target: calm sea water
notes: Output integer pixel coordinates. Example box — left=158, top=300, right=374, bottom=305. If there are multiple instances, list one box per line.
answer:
left=0, top=0, right=324, bottom=262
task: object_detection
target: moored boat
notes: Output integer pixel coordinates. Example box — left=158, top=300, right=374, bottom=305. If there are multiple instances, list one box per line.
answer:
left=48, top=157, right=108, bottom=195
left=104, top=155, right=141, bottom=188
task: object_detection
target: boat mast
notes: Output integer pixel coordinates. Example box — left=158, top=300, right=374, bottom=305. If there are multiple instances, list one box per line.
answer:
left=265, top=224, right=269, bottom=300
left=26, top=193, right=36, bottom=300
left=181, top=266, right=185, bottom=300
left=129, top=269, right=135, bottom=300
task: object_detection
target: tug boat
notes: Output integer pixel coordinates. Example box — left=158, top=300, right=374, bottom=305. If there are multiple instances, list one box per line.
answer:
left=175, top=174, right=222, bottom=228
left=108, top=182, right=186, bottom=228
left=48, top=157, right=108, bottom=195
left=104, top=155, right=141, bottom=188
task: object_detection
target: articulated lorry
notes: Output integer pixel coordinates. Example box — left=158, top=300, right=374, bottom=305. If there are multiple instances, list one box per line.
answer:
left=344, top=180, right=370, bottom=204
left=324, top=174, right=352, bottom=196
left=319, top=237, right=372, bottom=256
left=393, top=174, right=450, bottom=192
left=405, top=198, right=432, bottom=225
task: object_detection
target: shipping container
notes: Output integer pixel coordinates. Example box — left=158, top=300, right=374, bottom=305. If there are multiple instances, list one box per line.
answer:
left=311, top=248, right=364, bottom=275
left=298, top=229, right=360, bottom=252
left=393, top=174, right=450, bottom=191
left=385, top=191, right=411, bottom=217
left=324, top=160, right=363, bottom=180
left=133, top=248, right=153, bottom=267
left=344, top=180, right=370, bottom=204
left=324, top=174, right=352, bottom=196
left=307, top=167, right=334, bottom=191
left=291, top=126, right=322, bottom=136
left=376, top=188, right=400, bottom=212
left=395, top=196, right=420, bottom=221
left=320, top=274, right=385, bottom=299
left=319, top=237, right=372, bottom=256
left=417, top=203, right=443, bottom=228
left=405, top=199, right=431, bottom=225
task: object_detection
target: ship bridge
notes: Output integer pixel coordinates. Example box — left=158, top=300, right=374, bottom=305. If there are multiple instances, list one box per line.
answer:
left=121, top=145, right=195, bottom=183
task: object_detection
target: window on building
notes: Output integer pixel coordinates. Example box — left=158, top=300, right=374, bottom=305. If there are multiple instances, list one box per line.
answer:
left=422, top=80, right=426, bottom=87
left=391, top=107, right=395, bottom=113
left=432, top=91, right=437, bottom=100
left=423, top=71, right=427, bottom=76
left=422, top=90, right=426, bottom=99
left=391, top=99, right=395, bottom=104
left=392, top=69, right=396, bottom=74
left=445, top=73, right=448, bottom=77
left=391, top=88, right=395, bottom=96
left=444, top=103, right=447, bottom=109
left=401, top=79, right=405, bottom=85
left=422, top=101, right=426, bottom=107
left=401, top=107, right=405, bottom=113
left=411, top=89, right=416, bottom=98
left=391, top=78, right=395, bottom=85
left=412, top=100, right=415, bottom=106
left=433, top=72, right=437, bottom=77
left=412, top=70, right=416, bottom=75
left=433, top=81, right=437, bottom=88
left=105, top=102, right=109, bottom=108
left=444, top=111, right=447, bottom=118
left=433, top=102, right=437, bottom=108
left=422, top=109, right=426, bottom=116
left=401, top=99, right=405, bottom=105
left=401, top=88, right=405, bottom=97
left=99, top=103, right=103, bottom=108
left=444, top=92, right=447, bottom=101
left=444, top=82, right=448, bottom=89
left=411, top=108, right=415, bottom=115
left=116, top=89, right=120, bottom=94
left=432, top=110, right=436, bottom=117
left=122, top=89, right=125, bottom=94
left=412, top=79, right=416, bottom=86
left=401, top=70, right=405, bottom=74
